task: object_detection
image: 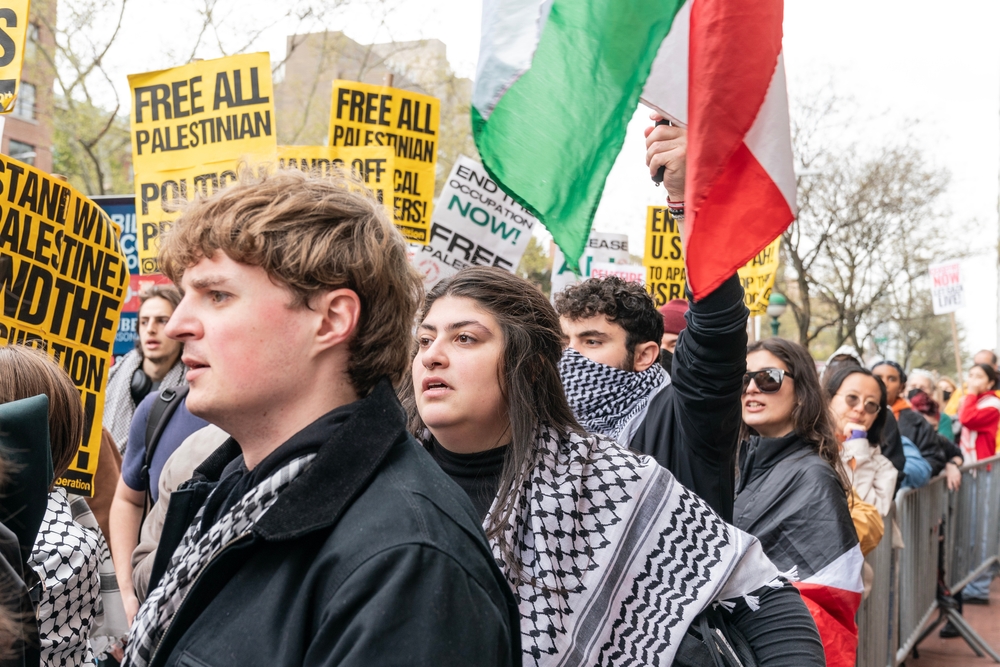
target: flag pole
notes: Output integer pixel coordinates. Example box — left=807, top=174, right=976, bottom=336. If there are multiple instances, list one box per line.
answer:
left=951, top=312, right=963, bottom=381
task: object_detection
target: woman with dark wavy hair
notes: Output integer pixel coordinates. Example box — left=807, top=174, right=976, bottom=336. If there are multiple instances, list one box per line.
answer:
left=735, top=337, right=869, bottom=667
left=404, top=266, right=824, bottom=667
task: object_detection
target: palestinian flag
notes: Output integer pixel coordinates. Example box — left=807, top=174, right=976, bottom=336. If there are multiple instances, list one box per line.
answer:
left=737, top=453, right=865, bottom=667
left=794, top=546, right=865, bottom=667
left=473, top=0, right=795, bottom=298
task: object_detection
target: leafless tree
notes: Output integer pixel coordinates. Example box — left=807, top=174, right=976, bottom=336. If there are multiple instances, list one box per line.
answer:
left=781, top=91, right=953, bottom=355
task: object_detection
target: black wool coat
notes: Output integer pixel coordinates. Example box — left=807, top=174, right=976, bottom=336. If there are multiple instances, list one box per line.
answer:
left=144, top=379, right=521, bottom=667
left=630, top=274, right=748, bottom=523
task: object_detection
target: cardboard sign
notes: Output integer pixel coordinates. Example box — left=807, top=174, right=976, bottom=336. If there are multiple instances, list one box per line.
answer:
left=643, top=206, right=686, bottom=306
left=738, top=237, right=781, bottom=317
left=929, top=260, right=964, bottom=315
left=590, top=262, right=645, bottom=285
left=277, top=145, right=395, bottom=218
left=411, top=155, right=535, bottom=289
left=329, top=80, right=440, bottom=245
left=129, top=53, right=277, bottom=274
left=0, top=1, right=30, bottom=114
left=551, top=232, right=630, bottom=297
left=0, top=157, right=129, bottom=496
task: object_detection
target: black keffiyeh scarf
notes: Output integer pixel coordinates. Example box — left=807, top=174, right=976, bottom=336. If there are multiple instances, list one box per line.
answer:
left=496, top=426, right=781, bottom=666
left=122, top=453, right=315, bottom=667
left=559, top=348, right=670, bottom=443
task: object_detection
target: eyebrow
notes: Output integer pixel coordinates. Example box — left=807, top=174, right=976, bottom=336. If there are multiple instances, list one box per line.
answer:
left=187, top=275, right=232, bottom=290
left=418, top=320, right=492, bottom=335
left=577, top=330, right=610, bottom=339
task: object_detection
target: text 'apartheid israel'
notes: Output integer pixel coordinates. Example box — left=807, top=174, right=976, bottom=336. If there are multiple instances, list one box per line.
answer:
left=129, top=52, right=277, bottom=274
left=0, top=158, right=128, bottom=496
left=329, top=80, right=440, bottom=244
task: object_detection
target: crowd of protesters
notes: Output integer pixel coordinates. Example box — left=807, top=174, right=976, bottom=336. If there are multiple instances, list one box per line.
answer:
left=0, top=117, right=997, bottom=667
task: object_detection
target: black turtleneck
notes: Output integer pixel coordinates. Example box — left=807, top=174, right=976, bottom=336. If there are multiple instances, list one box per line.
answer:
left=429, top=441, right=507, bottom=522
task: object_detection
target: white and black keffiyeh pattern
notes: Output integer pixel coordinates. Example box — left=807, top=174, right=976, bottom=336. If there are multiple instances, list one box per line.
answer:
left=123, top=453, right=315, bottom=667
left=29, top=487, right=121, bottom=667
left=559, top=348, right=670, bottom=443
left=103, top=349, right=187, bottom=453
left=66, top=493, right=129, bottom=659
left=496, top=426, right=779, bottom=666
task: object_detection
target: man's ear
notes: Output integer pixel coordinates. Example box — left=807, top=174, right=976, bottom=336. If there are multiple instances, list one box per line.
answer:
left=633, top=341, right=661, bottom=372
left=313, top=288, right=361, bottom=352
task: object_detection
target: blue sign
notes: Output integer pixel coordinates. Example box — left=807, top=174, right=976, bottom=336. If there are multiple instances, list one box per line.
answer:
left=92, top=196, right=138, bottom=359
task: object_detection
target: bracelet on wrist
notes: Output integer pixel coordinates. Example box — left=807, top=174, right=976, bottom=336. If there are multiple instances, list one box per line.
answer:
left=667, top=199, right=685, bottom=217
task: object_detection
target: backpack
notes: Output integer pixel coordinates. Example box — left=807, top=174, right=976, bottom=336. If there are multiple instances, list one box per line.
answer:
left=139, top=385, right=189, bottom=522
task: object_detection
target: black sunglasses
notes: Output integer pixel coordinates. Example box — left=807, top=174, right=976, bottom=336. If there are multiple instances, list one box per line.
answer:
left=839, top=393, right=881, bottom=415
left=743, top=368, right=792, bottom=394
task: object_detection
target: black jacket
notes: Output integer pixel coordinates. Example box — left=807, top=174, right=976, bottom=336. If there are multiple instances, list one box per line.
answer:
left=875, top=410, right=907, bottom=475
left=630, top=274, right=747, bottom=523
left=889, top=407, right=950, bottom=476
left=146, top=379, right=521, bottom=667
left=734, top=434, right=857, bottom=579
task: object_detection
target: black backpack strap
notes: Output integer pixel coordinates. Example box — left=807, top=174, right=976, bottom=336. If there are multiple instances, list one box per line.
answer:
left=139, top=385, right=189, bottom=531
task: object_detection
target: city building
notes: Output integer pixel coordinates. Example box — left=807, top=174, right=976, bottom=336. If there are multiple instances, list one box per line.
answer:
left=274, top=31, right=475, bottom=189
left=1, top=0, right=56, bottom=173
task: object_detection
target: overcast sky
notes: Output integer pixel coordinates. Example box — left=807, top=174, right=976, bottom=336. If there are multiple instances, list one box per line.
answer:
left=100, top=0, right=1000, bottom=352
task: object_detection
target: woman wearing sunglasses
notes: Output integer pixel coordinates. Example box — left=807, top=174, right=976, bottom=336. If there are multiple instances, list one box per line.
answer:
left=407, top=268, right=826, bottom=667
left=824, top=367, right=896, bottom=516
left=734, top=338, right=864, bottom=667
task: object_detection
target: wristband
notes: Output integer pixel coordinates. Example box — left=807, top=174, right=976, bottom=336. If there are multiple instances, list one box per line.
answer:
left=850, top=430, right=866, bottom=440
left=667, top=199, right=685, bottom=217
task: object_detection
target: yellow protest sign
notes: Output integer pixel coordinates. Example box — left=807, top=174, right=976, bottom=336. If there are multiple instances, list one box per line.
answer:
left=129, top=52, right=277, bottom=274
left=738, top=237, right=782, bottom=316
left=277, top=145, right=395, bottom=218
left=0, top=0, right=31, bottom=113
left=329, top=80, right=439, bottom=244
left=643, top=206, right=686, bottom=306
left=0, top=157, right=129, bottom=496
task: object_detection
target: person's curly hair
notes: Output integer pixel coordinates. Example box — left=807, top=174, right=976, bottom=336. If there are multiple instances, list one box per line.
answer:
left=554, top=276, right=664, bottom=353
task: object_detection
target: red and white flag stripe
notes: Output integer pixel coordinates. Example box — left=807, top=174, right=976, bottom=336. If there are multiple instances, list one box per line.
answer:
left=641, top=0, right=796, bottom=299
left=794, top=546, right=864, bottom=667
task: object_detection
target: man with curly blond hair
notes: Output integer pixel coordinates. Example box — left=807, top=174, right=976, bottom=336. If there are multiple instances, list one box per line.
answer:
left=122, top=169, right=519, bottom=667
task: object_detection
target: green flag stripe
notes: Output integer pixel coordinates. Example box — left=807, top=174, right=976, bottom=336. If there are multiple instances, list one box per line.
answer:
left=474, top=0, right=684, bottom=271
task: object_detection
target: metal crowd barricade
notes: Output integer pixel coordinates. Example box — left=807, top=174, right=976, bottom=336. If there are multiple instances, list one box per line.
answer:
left=894, top=475, right=947, bottom=664
left=855, top=503, right=897, bottom=667
left=855, top=454, right=1000, bottom=667
left=946, top=455, right=1000, bottom=594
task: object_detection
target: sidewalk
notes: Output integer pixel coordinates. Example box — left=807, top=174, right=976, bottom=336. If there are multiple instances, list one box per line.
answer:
left=904, top=578, right=1000, bottom=665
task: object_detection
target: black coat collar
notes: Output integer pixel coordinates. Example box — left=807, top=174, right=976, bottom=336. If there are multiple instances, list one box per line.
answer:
left=738, top=432, right=808, bottom=493
left=190, top=377, right=407, bottom=540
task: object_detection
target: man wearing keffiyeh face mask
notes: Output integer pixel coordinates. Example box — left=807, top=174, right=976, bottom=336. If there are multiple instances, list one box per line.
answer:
left=555, top=127, right=751, bottom=524
left=555, top=269, right=749, bottom=523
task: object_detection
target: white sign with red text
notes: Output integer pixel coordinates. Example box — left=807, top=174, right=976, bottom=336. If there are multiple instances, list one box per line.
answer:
left=589, top=262, right=645, bottom=285
left=929, top=260, right=964, bottom=315
left=551, top=232, right=631, bottom=298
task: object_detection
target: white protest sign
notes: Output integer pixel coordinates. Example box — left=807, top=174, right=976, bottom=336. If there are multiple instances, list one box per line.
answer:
left=551, top=232, right=630, bottom=298
left=929, top=260, right=964, bottom=315
left=410, top=155, right=537, bottom=289
left=590, top=262, right=645, bottom=285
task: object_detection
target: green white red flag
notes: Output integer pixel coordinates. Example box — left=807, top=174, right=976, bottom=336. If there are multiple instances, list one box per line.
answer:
left=473, top=0, right=796, bottom=298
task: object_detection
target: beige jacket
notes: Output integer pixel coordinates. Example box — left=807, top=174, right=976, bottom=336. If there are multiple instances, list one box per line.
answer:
left=131, top=424, right=229, bottom=602
left=842, top=436, right=898, bottom=517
